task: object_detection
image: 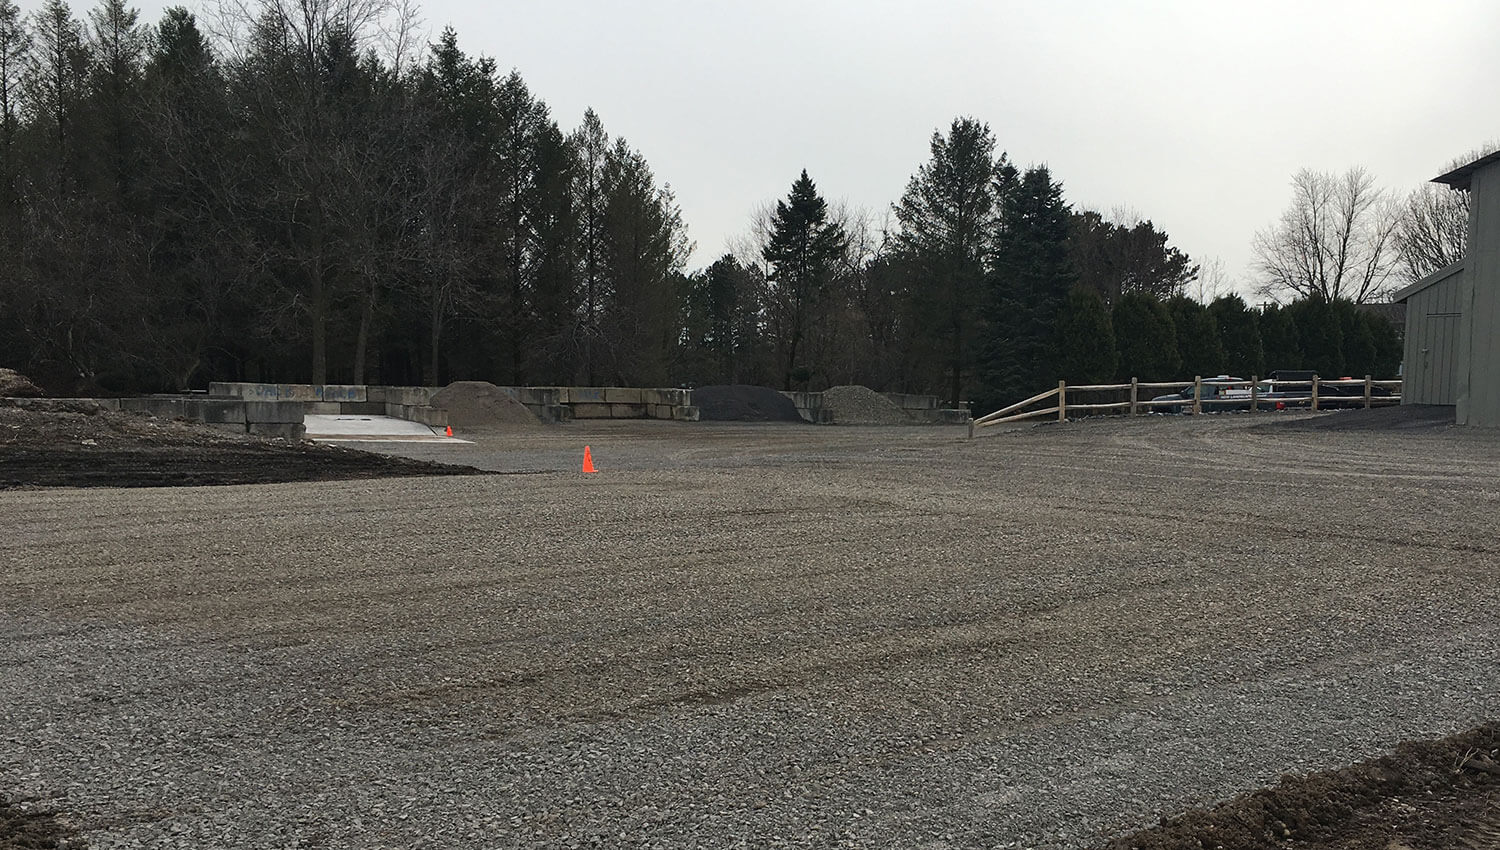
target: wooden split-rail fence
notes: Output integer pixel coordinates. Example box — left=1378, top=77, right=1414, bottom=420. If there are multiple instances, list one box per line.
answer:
left=969, top=376, right=1404, bottom=438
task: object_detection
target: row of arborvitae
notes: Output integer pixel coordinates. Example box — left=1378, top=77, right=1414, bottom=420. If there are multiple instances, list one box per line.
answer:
left=1056, top=291, right=1402, bottom=391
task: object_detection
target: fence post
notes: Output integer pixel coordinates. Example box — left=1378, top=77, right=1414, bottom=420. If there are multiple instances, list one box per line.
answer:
left=1364, top=375, right=1372, bottom=409
left=1192, top=376, right=1203, bottom=415
left=1311, top=375, right=1320, bottom=411
left=968, top=419, right=975, bottom=439
left=1057, top=380, right=1067, bottom=422
left=1250, top=375, right=1259, bottom=413
left=1129, top=377, right=1139, bottom=416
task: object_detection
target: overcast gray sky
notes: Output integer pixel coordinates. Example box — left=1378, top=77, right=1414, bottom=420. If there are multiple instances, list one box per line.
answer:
left=126, top=0, right=1499, bottom=288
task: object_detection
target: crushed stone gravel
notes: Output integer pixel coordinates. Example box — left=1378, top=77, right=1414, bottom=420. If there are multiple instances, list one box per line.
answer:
left=3, top=413, right=1499, bottom=849
left=820, top=385, right=910, bottom=425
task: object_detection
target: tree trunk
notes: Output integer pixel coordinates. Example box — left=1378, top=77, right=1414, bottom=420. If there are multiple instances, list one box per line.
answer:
left=311, top=263, right=327, bottom=386
left=426, top=282, right=444, bottom=386
left=353, top=283, right=374, bottom=385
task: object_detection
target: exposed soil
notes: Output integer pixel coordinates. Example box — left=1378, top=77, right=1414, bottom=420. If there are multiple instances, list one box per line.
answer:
left=821, top=384, right=912, bottom=424
left=693, top=384, right=804, bottom=422
left=1102, top=722, right=1500, bottom=850
left=1252, top=404, right=1458, bottom=432
left=0, top=797, right=80, bottom=849
left=0, top=404, right=483, bottom=489
left=430, top=381, right=543, bottom=430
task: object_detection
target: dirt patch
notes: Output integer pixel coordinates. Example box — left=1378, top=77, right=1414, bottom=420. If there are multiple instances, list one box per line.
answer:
left=1101, top=722, right=1500, bottom=850
left=0, top=797, right=81, bottom=849
left=693, top=385, right=803, bottom=422
left=431, top=382, right=542, bottom=431
left=0, top=368, right=43, bottom=398
left=1252, top=404, right=1457, bottom=433
left=821, top=385, right=910, bottom=425
left=0, top=405, right=483, bottom=489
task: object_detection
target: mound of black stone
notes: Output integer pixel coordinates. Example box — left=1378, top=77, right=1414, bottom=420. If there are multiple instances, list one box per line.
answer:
left=693, top=385, right=804, bottom=422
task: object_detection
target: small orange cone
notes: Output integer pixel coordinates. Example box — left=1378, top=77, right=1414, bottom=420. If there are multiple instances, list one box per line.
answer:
left=445, top=425, right=453, bottom=437
left=582, top=445, right=597, bottom=474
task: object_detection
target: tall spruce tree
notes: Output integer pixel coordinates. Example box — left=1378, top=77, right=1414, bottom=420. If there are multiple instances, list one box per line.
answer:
left=892, top=117, right=1002, bottom=404
left=1055, top=289, right=1117, bottom=383
left=980, top=164, right=1074, bottom=407
left=762, top=169, right=845, bottom=390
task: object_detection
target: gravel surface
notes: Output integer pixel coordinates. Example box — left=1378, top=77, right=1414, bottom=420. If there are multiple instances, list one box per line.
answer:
left=3, top=412, right=1500, bottom=848
left=820, top=385, right=911, bottom=425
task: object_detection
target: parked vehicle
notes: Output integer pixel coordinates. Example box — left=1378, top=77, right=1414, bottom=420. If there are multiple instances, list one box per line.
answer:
left=1149, top=376, right=1251, bottom=414
left=1258, top=370, right=1394, bottom=410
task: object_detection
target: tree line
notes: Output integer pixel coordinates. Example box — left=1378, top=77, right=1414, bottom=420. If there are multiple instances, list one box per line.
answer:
left=0, top=0, right=1427, bottom=411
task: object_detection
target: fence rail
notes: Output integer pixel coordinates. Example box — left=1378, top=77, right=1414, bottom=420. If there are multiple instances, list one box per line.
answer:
left=969, top=375, right=1403, bottom=437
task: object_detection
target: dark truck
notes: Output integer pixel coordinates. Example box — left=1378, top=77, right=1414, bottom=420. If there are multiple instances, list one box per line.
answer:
left=1259, top=370, right=1394, bottom=410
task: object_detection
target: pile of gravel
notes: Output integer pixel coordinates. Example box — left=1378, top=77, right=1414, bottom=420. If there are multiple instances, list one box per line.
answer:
left=694, top=385, right=804, bottom=422
left=821, top=385, right=910, bottom=425
left=430, top=382, right=542, bottom=431
left=0, top=367, right=43, bottom=398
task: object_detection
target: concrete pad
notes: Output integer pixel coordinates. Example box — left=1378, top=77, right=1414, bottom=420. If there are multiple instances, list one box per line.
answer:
left=303, top=414, right=470, bottom=444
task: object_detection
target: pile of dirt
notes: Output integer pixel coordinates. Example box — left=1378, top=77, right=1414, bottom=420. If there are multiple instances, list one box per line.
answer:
left=431, top=381, right=543, bottom=431
left=0, top=368, right=43, bottom=398
left=1101, top=722, right=1500, bottom=850
left=0, top=406, right=483, bottom=489
left=693, top=385, right=804, bottom=422
left=0, top=796, right=81, bottom=849
left=821, top=385, right=911, bottom=425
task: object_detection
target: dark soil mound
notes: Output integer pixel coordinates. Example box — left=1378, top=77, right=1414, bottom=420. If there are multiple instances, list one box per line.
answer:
left=0, top=796, right=81, bottom=849
left=0, top=406, right=483, bottom=489
left=0, top=368, right=43, bottom=398
left=694, top=385, right=803, bottom=422
left=431, top=381, right=543, bottom=430
left=1253, top=404, right=1456, bottom=433
left=1100, top=722, right=1500, bottom=850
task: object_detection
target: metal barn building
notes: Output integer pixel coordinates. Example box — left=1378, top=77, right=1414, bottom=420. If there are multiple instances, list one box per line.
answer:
left=1397, top=151, right=1500, bottom=425
left=1395, top=262, right=1464, bottom=404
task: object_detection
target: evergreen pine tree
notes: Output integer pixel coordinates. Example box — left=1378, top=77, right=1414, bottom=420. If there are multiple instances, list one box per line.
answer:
left=892, top=117, right=1001, bottom=404
left=1209, top=295, right=1265, bottom=378
left=762, top=169, right=845, bottom=390
left=1055, top=289, right=1117, bottom=383
left=980, top=165, right=1074, bottom=406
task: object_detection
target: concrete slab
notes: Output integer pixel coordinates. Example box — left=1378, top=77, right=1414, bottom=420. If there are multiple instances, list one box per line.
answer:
left=303, top=414, right=470, bottom=444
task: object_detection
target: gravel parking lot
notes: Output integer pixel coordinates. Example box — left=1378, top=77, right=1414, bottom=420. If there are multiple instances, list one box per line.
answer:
left=3, top=411, right=1499, bottom=848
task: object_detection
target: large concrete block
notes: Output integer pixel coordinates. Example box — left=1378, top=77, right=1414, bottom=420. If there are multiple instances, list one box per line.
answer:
left=305, top=402, right=342, bottom=415
left=244, top=401, right=306, bottom=424
left=641, top=388, right=690, bottom=406
left=610, top=403, right=647, bottom=418
left=210, top=382, right=365, bottom=403
left=248, top=421, right=306, bottom=441
left=545, top=404, right=573, bottom=423
left=567, top=387, right=607, bottom=404
left=339, top=401, right=386, bottom=415
left=571, top=402, right=611, bottom=419
left=195, top=400, right=247, bottom=425
left=673, top=405, right=701, bottom=422
left=604, top=387, right=644, bottom=404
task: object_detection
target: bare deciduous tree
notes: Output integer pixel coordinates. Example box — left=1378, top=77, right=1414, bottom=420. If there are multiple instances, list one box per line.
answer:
left=1252, top=167, right=1401, bottom=304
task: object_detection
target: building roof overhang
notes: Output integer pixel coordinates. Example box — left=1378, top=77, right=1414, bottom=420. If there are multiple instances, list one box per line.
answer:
left=1433, top=150, right=1500, bottom=190
left=1393, top=260, right=1465, bottom=303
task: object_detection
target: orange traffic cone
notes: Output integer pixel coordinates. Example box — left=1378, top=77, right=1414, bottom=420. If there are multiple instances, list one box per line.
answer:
left=582, top=445, right=597, bottom=474
left=445, top=425, right=453, bottom=437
